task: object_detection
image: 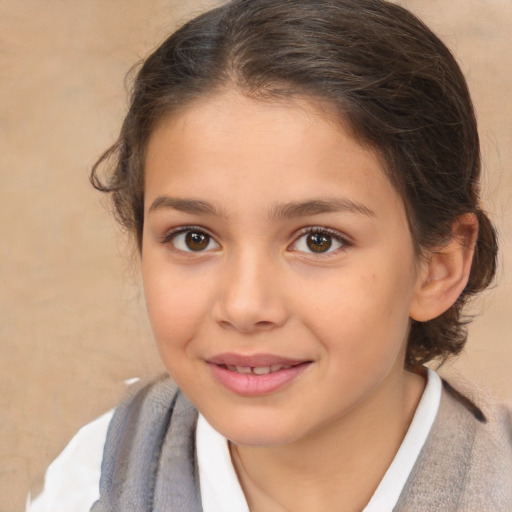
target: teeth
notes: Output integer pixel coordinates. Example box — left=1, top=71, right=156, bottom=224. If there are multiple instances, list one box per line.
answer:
left=224, top=364, right=294, bottom=374
left=271, top=364, right=292, bottom=372
left=253, top=366, right=271, bottom=375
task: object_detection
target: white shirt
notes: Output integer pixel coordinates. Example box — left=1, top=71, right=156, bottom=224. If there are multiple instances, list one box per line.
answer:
left=27, top=369, right=441, bottom=512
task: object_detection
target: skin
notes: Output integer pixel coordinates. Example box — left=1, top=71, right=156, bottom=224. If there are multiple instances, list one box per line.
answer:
left=141, top=90, right=473, bottom=511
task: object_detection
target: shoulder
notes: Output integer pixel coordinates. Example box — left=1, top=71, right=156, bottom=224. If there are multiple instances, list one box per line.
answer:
left=26, top=409, right=114, bottom=512
left=439, top=379, right=512, bottom=470
left=98, top=374, right=185, bottom=480
left=396, top=379, right=512, bottom=511
left=27, top=376, right=183, bottom=512
left=455, top=385, right=512, bottom=510
left=92, top=375, right=200, bottom=511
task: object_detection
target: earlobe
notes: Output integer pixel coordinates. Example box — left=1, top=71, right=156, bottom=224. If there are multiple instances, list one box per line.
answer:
left=409, top=214, right=478, bottom=322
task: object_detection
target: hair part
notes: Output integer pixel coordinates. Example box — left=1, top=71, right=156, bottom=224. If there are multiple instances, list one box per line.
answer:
left=91, top=0, right=498, bottom=370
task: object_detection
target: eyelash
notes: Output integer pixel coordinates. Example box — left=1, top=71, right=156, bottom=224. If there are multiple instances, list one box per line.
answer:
left=160, top=225, right=351, bottom=256
left=160, top=225, right=219, bottom=252
left=161, top=225, right=208, bottom=243
left=290, top=226, right=352, bottom=256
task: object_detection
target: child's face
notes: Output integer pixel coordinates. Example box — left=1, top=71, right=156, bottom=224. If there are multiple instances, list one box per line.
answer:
left=142, top=90, right=425, bottom=446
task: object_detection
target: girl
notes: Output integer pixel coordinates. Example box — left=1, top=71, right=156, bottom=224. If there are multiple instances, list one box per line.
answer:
left=29, top=0, right=512, bottom=510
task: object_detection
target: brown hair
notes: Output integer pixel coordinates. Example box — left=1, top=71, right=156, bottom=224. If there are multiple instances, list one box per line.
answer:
left=91, top=0, right=498, bottom=370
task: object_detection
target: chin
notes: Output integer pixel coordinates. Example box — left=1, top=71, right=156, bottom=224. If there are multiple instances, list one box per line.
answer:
left=228, top=431, right=298, bottom=448
left=209, top=413, right=308, bottom=447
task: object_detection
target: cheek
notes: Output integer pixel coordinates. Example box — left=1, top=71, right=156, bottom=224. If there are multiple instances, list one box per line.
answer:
left=300, top=264, right=413, bottom=358
left=142, top=264, right=212, bottom=352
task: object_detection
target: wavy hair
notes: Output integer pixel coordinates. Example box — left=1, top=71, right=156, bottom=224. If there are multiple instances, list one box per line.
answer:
left=91, top=0, right=498, bottom=369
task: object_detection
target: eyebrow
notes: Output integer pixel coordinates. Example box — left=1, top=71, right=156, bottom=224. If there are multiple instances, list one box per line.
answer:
left=148, top=196, right=227, bottom=218
left=147, top=196, right=375, bottom=220
left=269, top=198, right=375, bottom=220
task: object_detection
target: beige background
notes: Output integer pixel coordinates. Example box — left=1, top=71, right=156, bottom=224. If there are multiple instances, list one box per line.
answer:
left=1, top=1, right=511, bottom=511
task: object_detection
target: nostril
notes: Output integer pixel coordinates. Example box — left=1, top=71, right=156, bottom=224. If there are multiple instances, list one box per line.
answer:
left=217, top=318, right=278, bottom=333
left=218, top=320, right=233, bottom=330
left=255, top=320, right=274, bottom=328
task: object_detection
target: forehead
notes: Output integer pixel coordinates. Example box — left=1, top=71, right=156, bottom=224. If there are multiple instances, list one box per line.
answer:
left=144, top=90, right=404, bottom=221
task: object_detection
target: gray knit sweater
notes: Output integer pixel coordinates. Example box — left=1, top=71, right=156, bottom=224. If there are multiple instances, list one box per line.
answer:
left=91, top=376, right=512, bottom=511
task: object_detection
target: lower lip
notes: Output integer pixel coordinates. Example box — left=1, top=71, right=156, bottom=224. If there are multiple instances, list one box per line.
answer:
left=208, top=362, right=310, bottom=396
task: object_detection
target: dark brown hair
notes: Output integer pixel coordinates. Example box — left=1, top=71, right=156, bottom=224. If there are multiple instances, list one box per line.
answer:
left=91, top=0, right=498, bottom=370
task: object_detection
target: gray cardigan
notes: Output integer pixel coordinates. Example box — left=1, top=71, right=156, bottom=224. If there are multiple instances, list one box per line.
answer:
left=91, top=376, right=512, bottom=511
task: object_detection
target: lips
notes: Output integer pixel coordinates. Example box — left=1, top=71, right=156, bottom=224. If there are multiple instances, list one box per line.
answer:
left=221, top=363, right=293, bottom=375
left=207, top=353, right=311, bottom=396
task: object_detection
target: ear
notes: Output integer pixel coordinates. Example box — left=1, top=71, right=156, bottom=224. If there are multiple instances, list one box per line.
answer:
left=409, top=213, right=478, bottom=322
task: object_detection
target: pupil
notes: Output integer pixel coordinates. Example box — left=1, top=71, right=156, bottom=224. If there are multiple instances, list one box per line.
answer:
left=185, top=231, right=209, bottom=251
left=307, top=233, right=332, bottom=253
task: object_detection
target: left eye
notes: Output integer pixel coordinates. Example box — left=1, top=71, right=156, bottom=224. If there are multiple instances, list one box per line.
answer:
left=291, top=231, right=344, bottom=254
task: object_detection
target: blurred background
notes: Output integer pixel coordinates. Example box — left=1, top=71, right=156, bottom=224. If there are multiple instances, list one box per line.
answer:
left=1, top=1, right=511, bottom=510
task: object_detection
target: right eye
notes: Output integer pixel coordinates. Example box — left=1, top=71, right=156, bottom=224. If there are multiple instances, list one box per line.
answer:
left=165, top=229, right=220, bottom=252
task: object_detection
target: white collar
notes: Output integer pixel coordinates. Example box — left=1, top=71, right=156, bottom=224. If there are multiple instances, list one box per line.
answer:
left=362, top=368, right=442, bottom=511
left=196, top=369, right=442, bottom=512
left=196, top=413, right=249, bottom=512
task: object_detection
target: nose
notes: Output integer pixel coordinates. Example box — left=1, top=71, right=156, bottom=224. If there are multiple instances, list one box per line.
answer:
left=213, top=251, right=288, bottom=334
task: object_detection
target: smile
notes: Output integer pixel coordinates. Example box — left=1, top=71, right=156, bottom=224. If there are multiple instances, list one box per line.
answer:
left=220, top=364, right=293, bottom=375
left=207, top=353, right=311, bottom=396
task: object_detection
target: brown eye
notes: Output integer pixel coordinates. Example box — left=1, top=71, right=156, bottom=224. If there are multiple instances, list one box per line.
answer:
left=306, top=233, right=332, bottom=253
left=185, top=231, right=210, bottom=251
left=168, top=229, right=220, bottom=252
left=290, top=229, right=345, bottom=255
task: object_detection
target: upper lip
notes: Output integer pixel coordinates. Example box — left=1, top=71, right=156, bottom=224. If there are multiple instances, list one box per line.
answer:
left=207, top=353, right=308, bottom=367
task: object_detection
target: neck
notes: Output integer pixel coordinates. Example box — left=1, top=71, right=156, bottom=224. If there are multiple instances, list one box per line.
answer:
left=230, top=369, right=425, bottom=512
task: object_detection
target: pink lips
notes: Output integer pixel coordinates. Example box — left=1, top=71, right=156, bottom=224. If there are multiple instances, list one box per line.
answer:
left=207, top=353, right=311, bottom=396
